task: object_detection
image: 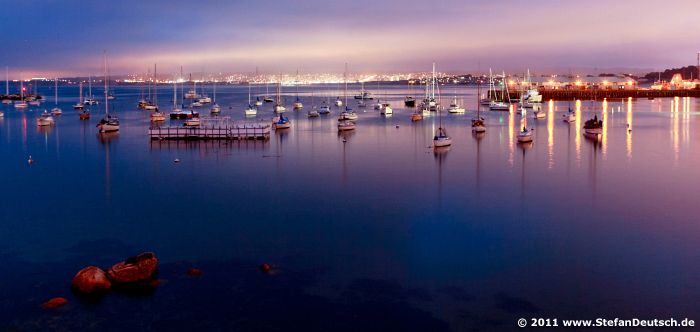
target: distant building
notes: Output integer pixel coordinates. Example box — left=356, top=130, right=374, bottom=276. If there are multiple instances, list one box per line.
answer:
left=650, top=73, right=699, bottom=90
left=509, top=75, right=637, bottom=91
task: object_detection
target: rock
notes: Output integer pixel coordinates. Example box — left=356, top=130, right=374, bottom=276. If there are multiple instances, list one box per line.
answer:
left=140, top=279, right=163, bottom=287
left=70, top=266, right=112, bottom=294
left=187, top=269, right=203, bottom=277
left=259, top=264, right=271, bottom=272
left=42, top=298, right=68, bottom=309
left=106, top=252, right=158, bottom=284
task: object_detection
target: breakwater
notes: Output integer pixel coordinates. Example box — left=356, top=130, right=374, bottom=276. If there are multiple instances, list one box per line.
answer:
left=489, top=89, right=700, bottom=101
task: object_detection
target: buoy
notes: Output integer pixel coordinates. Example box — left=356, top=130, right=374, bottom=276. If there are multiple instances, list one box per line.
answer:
left=174, top=159, right=179, bottom=163
left=229, top=107, right=232, bottom=109
left=28, top=156, right=33, bottom=164
left=342, top=138, right=347, bottom=143
left=259, top=264, right=271, bottom=272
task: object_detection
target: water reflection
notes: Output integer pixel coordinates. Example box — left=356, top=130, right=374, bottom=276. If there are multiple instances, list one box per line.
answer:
left=627, top=98, right=633, bottom=162
left=433, top=145, right=450, bottom=207
left=473, top=131, right=485, bottom=196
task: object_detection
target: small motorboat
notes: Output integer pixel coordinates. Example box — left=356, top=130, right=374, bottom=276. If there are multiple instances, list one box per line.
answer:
left=319, top=104, right=331, bottom=114
left=185, top=117, right=200, bottom=126
left=191, top=101, right=202, bottom=108
left=210, top=103, right=221, bottom=113
left=338, top=120, right=355, bottom=131
left=37, top=111, right=55, bottom=126
left=15, top=101, right=28, bottom=109
left=51, top=107, right=62, bottom=115
left=308, top=108, right=319, bottom=117
left=380, top=106, right=393, bottom=115
left=79, top=110, right=90, bottom=119
left=533, top=109, right=546, bottom=119
left=489, top=102, right=510, bottom=111
left=264, top=96, right=274, bottom=102
left=411, top=111, right=423, bottom=121
left=150, top=109, right=166, bottom=122
left=405, top=96, right=415, bottom=107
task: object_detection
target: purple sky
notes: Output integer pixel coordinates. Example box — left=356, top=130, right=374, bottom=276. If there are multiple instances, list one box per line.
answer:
left=3, top=0, right=699, bottom=78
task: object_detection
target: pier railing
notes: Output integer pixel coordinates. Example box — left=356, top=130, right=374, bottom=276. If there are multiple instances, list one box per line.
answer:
left=148, top=125, right=270, bottom=141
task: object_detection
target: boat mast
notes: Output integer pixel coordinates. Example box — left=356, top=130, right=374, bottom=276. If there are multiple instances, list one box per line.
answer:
left=21, top=72, right=23, bottom=102
left=89, top=73, right=91, bottom=101
left=154, top=63, right=157, bottom=109
left=104, top=52, right=108, bottom=117
left=5, top=66, right=8, bottom=96
left=173, top=73, right=177, bottom=108
left=55, top=77, right=58, bottom=105
left=344, top=63, right=348, bottom=108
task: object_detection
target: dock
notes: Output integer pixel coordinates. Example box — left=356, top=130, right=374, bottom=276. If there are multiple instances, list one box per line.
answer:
left=149, top=125, right=270, bottom=140
left=149, top=116, right=269, bottom=140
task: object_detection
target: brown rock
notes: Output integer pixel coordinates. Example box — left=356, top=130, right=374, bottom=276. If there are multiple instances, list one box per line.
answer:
left=259, top=264, right=271, bottom=272
left=106, top=252, right=158, bottom=284
left=187, top=269, right=203, bottom=277
left=41, top=298, right=69, bottom=309
left=70, top=266, right=112, bottom=294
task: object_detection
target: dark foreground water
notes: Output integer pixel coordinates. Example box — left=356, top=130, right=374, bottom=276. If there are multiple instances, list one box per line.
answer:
left=1, top=83, right=700, bottom=331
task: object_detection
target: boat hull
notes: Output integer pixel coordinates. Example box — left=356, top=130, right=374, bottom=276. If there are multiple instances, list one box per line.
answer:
left=433, top=138, right=452, bottom=147
left=99, top=123, right=119, bottom=132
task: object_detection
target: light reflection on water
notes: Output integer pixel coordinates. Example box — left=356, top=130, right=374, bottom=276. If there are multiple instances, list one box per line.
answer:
left=1, top=84, right=700, bottom=330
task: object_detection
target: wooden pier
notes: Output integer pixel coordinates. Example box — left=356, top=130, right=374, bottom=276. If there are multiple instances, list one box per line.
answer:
left=148, top=125, right=270, bottom=141
left=489, top=89, right=700, bottom=101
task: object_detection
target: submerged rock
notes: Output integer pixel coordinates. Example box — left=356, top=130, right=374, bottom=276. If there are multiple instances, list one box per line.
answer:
left=41, top=298, right=69, bottom=309
left=70, top=266, right=112, bottom=294
left=106, top=252, right=158, bottom=284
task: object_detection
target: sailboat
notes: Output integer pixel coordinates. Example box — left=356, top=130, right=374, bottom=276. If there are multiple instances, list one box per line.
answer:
left=563, top=90, right=576, bottom=122
left=149, top=64, right=165, bottom=122
left=185, top=74, right=199, bottom=99
left=273, top=74, right=286, bottom=113
left=338, top=64, right=356, bottom=131
left=480, top=69, right=495, bottom=105
left=489, top=72, right=511, bottom=111
left=293, top=70, right=303, bottom=109
left=584, top=82, right=603, bottom=134
left=334, top=76, right=343, bottom=106
left=517, top=125, right=534, bottom=142
left=433, top=70, right=451, bottom=147
left=51, top=78, right=62, bottom=115
left=15, top=72, right=27, bottom=109
left=245, top=82, right=257, bottom=115
left=84, top=74, right=97, bottom=105
left=308, top=83, right=319, bottom=117
left=447, top=85, right=464, bottom=113
left=198, top=75, right=211, bottom=104
left=472, top=83, right=486, bottom=132
left=380, top=88, right=392, bottom=115
left=263, top=78, right=273, bottom=102
left=210, top=80, right=220, bottom=113
left=357, top=82, right=367, bottom=107
left=2, top=66, right=10, bottom=105
left=404, top=80, right=415, bottom=106
left=355, top=81, right=373, bottom=99
left=97, top=52, right=119, bottom=132
left=169, top=76, right=185, bottom=119
left=73, top=81, right=85, bottom=109
left=28, top=80, right=41, bottom=106
left=411, top=89, right=423, bottom=121
left=320, top=88, right=331, bottom=114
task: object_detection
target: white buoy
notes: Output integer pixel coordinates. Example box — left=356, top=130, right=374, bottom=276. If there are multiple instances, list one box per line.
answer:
left=175, top=159, right=179, bottom=163
left=28, top=156, right=33, bottom=164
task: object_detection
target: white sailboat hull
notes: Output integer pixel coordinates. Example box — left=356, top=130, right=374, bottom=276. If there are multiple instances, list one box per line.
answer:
left=99, top=123, right=119, bottom=132
left=433, top=137, right=452, bottom=147
left=338, top=121, right=355, bottom=131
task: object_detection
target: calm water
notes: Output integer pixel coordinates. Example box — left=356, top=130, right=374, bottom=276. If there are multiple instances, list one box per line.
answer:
left=1, top=82, right=700, bottom=331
